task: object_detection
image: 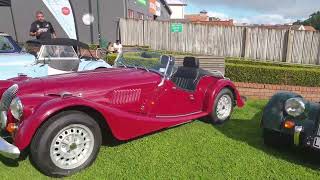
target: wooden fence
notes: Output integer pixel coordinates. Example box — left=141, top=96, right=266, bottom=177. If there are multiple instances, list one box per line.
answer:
left=175, top=56, right=225, bottom=76
left=119, top=18, right=320, bottom=65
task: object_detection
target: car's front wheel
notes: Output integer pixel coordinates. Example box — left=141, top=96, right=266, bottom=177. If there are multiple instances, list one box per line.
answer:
left=30, top=111, right=102, bottom=177
left=209, top=88, right=234, bottom=124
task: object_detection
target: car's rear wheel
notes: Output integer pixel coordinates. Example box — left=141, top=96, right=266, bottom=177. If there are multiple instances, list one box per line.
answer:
left=30, top=111, right=102, bottom=177
left=209, top=88, right=234, bottom=124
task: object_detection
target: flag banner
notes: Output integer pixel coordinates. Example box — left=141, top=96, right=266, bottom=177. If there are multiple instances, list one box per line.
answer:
left=43, top=0, right=77, bottom=39
left=149, top=0, right=161, bottom=16
left=0, top=0, right=11, bottom=7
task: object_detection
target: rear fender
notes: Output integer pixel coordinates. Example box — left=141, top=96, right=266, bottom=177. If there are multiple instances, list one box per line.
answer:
left=203, top=79, right=244, bottom=113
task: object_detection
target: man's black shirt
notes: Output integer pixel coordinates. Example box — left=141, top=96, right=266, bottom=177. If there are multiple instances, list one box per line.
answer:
left=30, top=20, right=55, bottom=40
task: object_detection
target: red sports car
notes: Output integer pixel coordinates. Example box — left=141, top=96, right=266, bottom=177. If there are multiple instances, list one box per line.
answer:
left=0, top=52, right=244, bottom=177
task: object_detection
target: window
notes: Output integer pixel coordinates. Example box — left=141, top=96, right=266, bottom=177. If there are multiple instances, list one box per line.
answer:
left=0, top=36, right=14, bottom=53
left=138, top=12, right=144, bottom=20
left=40, top=45, right=77, bottom=60
left=128, top=9, right=134, bottom=19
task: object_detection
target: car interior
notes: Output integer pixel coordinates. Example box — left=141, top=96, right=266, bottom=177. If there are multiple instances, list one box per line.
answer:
left=171, top=57, right=201, bottom=91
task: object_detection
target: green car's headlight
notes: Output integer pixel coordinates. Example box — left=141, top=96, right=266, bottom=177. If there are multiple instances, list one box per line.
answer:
left=10, top=97, right=23, bottom=121
left=285, top=98, right=305, bottom=117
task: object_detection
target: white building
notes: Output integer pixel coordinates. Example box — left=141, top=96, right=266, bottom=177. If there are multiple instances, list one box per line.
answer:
left=166, top=0, right=187, bottom=19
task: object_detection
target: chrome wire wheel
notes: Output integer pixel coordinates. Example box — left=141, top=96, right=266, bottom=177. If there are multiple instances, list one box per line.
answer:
left=50, top=124, right=95, bottom=170
left=216, top=94, right=233, bottom=120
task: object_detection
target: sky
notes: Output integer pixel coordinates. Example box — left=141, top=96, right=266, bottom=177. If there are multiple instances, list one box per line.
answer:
left=185, top=0, right=320, bottom=25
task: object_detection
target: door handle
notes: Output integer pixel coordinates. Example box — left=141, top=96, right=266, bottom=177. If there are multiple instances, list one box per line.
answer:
left=189, top=95, right=195, bottom=101
left=172, top=86, right=177, bottom=90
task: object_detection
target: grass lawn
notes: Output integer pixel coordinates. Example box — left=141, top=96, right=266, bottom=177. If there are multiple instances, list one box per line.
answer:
left=1, top=100, right=320, bottom=179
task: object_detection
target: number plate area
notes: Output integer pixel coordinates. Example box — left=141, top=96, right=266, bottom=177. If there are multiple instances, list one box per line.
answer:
left=313, top=137, right=320, bottom=149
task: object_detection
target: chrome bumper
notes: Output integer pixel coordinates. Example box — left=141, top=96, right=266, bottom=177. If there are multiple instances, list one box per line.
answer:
left=0, top=136, right=20, bottom=159
left=294, top=126, right=303, bottom=146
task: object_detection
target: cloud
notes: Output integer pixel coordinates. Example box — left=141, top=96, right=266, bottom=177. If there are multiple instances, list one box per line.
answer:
left=235, top=14, right=295, bottom=25
left=207, top=11, right=230, bottom=20
left=206, top=11, right=295, bottom=25
left=187, top=0, right=320, bottom=18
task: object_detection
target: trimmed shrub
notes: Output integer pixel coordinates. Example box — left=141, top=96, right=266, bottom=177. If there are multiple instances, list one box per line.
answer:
left=226, top=57, right=320, bottom=69
left=105, top=53, right=118, bottom=65
left=105, top=53, right=158, bottom=67
left=226, top=63, right=320, bottom=87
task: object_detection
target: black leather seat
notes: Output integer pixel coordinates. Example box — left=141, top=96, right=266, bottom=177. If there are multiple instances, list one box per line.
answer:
left=171, top=57, right=200, bottom=91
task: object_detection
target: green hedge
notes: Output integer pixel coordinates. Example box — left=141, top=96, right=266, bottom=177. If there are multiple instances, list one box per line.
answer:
left=226, top=57, right=320, bottom=69
left=105, top=51, right=188, bottom=65
left=226, top=63, right=320, bottom=87
left=105, top=53, right=158, bottom=67
left=105, top=54, right=320, bottom=87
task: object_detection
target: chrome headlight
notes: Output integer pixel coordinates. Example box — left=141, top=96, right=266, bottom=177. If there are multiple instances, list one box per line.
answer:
left=285, top=98, right=305, bottom=117
left=10, top=97, right=23, bottom=121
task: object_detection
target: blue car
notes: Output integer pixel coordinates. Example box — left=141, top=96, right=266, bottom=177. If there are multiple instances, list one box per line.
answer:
left=0, top=34, right=112, bottom=80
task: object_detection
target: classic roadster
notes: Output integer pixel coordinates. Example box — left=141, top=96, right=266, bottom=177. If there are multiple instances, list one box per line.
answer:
left=262, top=92, right=320, bottom=150
left=0, top=36, right=111, bottom=80
left=0, top=52, right=244, bottom=177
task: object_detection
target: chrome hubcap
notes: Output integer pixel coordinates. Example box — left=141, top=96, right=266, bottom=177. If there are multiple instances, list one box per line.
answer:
left=216, top=95, right=232, bottom=120
left=50, top=124, right=94, bottom=170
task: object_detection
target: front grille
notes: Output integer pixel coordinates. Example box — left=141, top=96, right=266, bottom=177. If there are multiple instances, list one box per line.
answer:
left=0, top=84, right=19, bottom=111
left=0, top=84, right=18, bottom=130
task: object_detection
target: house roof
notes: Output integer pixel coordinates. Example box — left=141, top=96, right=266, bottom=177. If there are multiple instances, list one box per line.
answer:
left=304, top=26, right=317, bottom=32
left=185, top=14, right=209, bottom=22
left=247, top=24, right=317, bottom=32
left=166, top=0, right=187, bottom=5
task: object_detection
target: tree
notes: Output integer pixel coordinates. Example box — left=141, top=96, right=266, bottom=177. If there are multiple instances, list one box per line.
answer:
left=294, top=11, right=320, bottom=30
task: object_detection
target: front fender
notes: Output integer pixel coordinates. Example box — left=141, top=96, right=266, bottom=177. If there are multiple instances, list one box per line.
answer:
left=14, top=96, right=110, bottom=150
left=204, top=79, right=244, bottom=113
left=262, top=92, right=301, bottom=131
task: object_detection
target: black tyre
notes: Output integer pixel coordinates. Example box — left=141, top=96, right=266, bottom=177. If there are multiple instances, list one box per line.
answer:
left=30, top=111, right=102, bottom=177
left=263, top=128, right=291, bottom=147
left=209, top=88, right=234, bottom=125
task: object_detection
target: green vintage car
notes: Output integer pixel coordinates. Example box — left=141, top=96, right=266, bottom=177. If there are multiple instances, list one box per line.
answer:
left=262, top=92, right=320, bottom=149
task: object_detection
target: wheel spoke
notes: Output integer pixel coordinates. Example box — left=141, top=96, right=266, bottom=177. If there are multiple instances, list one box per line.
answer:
left=216, top=94, right=232, bottom=120
left=50, top=124, right=95, bottom=170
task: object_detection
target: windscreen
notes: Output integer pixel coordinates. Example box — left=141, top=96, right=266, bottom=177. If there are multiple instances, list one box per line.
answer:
left=114, top=51, right=175, bottom=75
left=0, top=36, right=14, bottom=53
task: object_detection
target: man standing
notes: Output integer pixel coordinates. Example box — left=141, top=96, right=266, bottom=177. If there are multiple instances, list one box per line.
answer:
left=30, top=11, right=56, bottom=40
left=113, top=40, right=123, bottom=53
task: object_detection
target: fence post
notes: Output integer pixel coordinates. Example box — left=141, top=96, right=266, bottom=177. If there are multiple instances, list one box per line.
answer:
left=285, top=30, right=294, bottom=63
left=243, top=27, right=250, bottom=58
